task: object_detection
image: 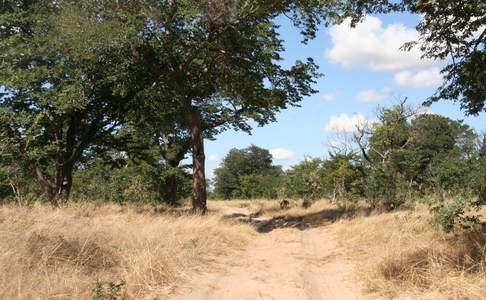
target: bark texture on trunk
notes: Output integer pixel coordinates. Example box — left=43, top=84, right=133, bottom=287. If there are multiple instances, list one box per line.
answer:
left=33, top=116, right=76, bottom=207
left=159, top=131, right=188, bottom=206
left=165, top=173, right=178, bottom=206
left=187, top=106, right=207, bottom=213
left=34, top=164, right=73, bottom=207
left=34, top=165, right=56, bottom=206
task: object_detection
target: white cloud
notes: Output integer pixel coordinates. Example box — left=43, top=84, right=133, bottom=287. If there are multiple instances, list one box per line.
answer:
left=326, top=16, right=435, bottom=71
left=324, top=113, right=369, bottom=133
left=269, top=148, right=296, bottom=160
left=322, top=91, right=339, bottom=102
left=208, top=154, right=219, bottom=162
left=356, top=88, right=390, bottom=103
left=326, top=16, right=443, bottom=88
left=394, top=67, right=443, bottom=87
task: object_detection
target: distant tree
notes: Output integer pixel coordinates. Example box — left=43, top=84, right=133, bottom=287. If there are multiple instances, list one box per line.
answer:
left=284, top=157, right=328, bottom=207
left=354, top=100, right=418, bottom=168
left=214, top=145, right=282, bottom=199
left=239, top=172, right=283, bottom=199
left=322, top=153, right=365, bottom=203
left=353, top=101, right=422, bottom=208
left=407, top=114, right=478, bottom=193
left=351, top=100, right=483, bottom=210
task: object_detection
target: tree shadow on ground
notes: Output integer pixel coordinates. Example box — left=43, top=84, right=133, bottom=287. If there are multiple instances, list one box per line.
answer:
left=256, top=207, right=374, bottom=233
left=224, top=206, right=374, bottom=233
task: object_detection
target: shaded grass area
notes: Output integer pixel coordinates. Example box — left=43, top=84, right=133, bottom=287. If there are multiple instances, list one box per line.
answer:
left=0, top=202, right=253, bottom=299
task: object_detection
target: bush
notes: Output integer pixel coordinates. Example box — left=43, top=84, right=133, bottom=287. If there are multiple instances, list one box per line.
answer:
left=71, top=158, right=191, bottom=204
left=364, top=167, right=409, bottom=210
left=429, top=195, right=484, bottom=233
left=92, top=279, right=126, bottom=300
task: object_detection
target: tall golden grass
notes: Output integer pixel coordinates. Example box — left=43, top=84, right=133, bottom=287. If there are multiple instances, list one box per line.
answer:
left=1, top=198, right=484, bottom=299
left=0, top=202, right=253, bottom=299
left=335, top=205, right=486, bottom=299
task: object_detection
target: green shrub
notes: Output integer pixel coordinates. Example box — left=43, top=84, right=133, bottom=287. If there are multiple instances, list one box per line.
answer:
left=91, top=279, right=126, bottom=300
left=428, top=196, right=483, bottom=233
left=364, top=167, right=409, bottom=210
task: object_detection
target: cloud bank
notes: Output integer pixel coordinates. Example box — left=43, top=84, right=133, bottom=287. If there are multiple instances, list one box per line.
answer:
left=326, top=16, right=443, bottom=88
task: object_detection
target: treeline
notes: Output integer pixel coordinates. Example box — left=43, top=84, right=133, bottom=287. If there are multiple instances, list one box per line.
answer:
left=0, top=0, right=485, bottom=216
left=212, top=102, right=486, bottom=231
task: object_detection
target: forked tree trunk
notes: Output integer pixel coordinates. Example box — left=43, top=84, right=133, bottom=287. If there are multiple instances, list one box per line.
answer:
left=34, top=163, right=73, bottom=207
left=186, top=106, right=207, bottom=213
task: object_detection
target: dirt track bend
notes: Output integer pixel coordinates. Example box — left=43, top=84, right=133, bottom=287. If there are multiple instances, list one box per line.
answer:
left=167, top=206, right=365, bottom=300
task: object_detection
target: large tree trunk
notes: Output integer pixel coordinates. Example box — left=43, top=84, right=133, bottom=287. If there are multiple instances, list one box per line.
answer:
left=59, top=163, right=73, bottom=202
left=34, top=161, right=73, bottom=207
left=34, top=165, right=57, bottom=206
left=186, top=106, right=207, bottom=213
left=165, top=172, right=178, bottom=206
left=159, top=131, right=185, bottom=206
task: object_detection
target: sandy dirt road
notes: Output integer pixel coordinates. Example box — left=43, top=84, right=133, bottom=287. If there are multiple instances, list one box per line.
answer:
left=168, top=208, right=365, bottom=300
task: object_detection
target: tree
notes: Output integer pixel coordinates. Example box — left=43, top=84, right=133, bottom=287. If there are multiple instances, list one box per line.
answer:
left=284, top=157, right=324, bottom=200
left=128, top=119, right=192, bottom=206
left=322, top=153, right=365, bottom=203
left=2, top=0, right=331, bottom=210
left=407, top=1, right=486, bottom=115
left=0, top=1, right=138, bottom=205
left=239, top=172, right=283, bottom=199
left=0, top=109, right=36, bottom=201
left=114, top=123, right=193, bottom=205
left=354, top=100, right=418, bottom=168
left=353, top=101, right=423, bottom=208
left=119, top=0, right=324, bottom=212
left=214, top=145, right=282, bottom=199
left=407, top=114, right=478, bottom=192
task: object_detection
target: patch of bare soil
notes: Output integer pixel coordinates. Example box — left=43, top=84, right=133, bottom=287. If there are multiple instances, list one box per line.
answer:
left=168, top=207, right=366, bottom=300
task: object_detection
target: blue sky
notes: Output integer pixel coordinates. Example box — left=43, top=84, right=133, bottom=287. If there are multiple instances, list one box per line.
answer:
left=204, top=12, right=485, bottom=178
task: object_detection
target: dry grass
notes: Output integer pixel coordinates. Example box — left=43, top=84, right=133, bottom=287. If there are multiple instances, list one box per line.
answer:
left=335, top=205, right=486, bottom=299
left=0, top=202, right=253, bottom=299
left=3, top=198, right=484, bottom=299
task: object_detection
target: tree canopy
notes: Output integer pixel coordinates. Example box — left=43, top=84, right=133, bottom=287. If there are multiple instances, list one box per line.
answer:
left=0, top=0, right=138, bottom=205
left=214, top=145, right=283, bottom=199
